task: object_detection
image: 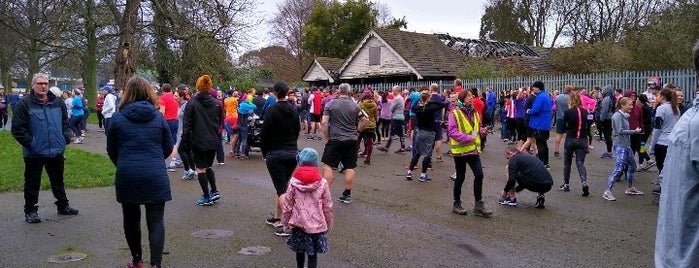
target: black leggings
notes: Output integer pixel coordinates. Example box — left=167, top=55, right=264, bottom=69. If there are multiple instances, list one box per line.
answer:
left=453, top=155, right=484, bottom=203
left=179, top=149, right=195, bottom=171
left=654, top=144, right=669, bottom=174
left=296, top=252, right=318, bottom=268
left=122, top=203, right=165, bottom=266
left=378, top=118, right=390, bottom=139
left=601, top=120, right=613, bottom=152
left=97, top=111, right=105, bottom=128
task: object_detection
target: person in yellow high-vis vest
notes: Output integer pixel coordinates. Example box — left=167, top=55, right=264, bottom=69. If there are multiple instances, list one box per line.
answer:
left=447, top=88, right=492, bottom=217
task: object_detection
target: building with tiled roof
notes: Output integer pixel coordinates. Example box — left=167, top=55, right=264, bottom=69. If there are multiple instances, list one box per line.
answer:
left=303, top=28, right=553, bottom=85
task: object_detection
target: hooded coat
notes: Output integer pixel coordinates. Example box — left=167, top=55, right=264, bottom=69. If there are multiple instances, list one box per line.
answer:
left=106, top=101, right=173, bottom=204
left=282, top=166, right=333, bottom=234
left=599, top=85, right=616, bottom=121
left=358, top=99, right=378, bottom=129
left=655, top=96, right=699, bottom=267
left=260, top=100, right=299, bottom=156
left=182, top=93, right=224, bottom=151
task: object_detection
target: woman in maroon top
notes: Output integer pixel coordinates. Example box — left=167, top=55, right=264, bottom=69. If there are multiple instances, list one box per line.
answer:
left=96, top=89, right=105, bottom=131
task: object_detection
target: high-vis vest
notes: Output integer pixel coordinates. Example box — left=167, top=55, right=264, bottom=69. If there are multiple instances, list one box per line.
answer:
left=449, top=109, right=481, bottom=154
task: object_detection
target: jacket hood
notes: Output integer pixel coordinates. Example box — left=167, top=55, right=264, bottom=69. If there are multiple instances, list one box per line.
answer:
left=195, top=92, right=217, bottom=107
left=121, top=101, right=158, bottom=123
left=602, top=85, right=614, bottom=97
left=291, top=166, right=323, bottom=190
left=360, top=99, right=377, bottom=109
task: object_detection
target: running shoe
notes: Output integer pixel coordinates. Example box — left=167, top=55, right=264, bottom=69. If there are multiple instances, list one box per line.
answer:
left=196, top=196, right=214, bottom=206
left=418, top=174, right=430, bottom=182
left=338, top=194, right=352, bottom=204
left=582, top=184, right=589, bottom=197
left=265, top=216, right=282, bottom=228
left=534, top=195, right=545, bottom=208
left=602, top=190, right=616, bottom=201
left=498, top=197, right=513, bottom=206
left=274, top=226, right=290, bottom=237
left=559, top=184, right=570, bottom=192
left=127, top=260, right=145, bottom=268
left=624, top=187, right=644, bottom=195
left=406, top=171, right=413, bottom=181
left=209, top=191, right=221, bottom=201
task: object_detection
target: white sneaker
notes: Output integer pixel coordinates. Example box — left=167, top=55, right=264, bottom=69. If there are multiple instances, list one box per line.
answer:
left=602, top=190, right=616, bottom=201
left=624, top=187, right=644, bottom=195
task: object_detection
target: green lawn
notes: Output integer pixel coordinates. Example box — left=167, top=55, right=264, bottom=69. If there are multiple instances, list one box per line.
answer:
left=0, top=131, right=115, bottom=193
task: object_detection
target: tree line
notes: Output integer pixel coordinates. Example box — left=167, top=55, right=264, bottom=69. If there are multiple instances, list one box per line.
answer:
left=479, top=0, right=699, bottom=74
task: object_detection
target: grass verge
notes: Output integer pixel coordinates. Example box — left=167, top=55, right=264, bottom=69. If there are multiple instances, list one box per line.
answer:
left=0, top=131, right=115, bottom=193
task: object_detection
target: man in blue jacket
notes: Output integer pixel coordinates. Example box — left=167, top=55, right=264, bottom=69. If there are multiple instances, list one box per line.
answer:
left=486, top=86, right=496, bottom=129
left=526, top=81, right=553, bottom=168
left=11, top=73, right=79, bottom=223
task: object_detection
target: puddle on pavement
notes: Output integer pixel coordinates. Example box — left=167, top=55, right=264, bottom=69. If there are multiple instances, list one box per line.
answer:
left=191, top=229, right=235, bottom=239
left=238, top=246, right=271, bottom=256
left=47, top=252, right=87, bottom=263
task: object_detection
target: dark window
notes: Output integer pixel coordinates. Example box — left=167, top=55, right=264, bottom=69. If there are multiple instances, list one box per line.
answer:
left=369, top=46, right=381, bottom=65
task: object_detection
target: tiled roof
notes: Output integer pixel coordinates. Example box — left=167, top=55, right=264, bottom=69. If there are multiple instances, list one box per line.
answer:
left=315, top=57, right=345, bottom=72
left=372, top=28, right=464, bottom=77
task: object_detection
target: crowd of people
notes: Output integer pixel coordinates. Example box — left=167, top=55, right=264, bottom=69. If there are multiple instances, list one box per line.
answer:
left=8, top=59, right=699, bottom=267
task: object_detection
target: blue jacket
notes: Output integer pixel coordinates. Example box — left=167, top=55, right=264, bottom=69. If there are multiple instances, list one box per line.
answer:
left=261, top=95, right=277, bottom=117
left=106, top=101, right=173, bottom=204
left=71, top=96, right=84, bottom=117
left=527, top=91, right=553, bottom=130
left=486, top=91, right=496, bottom=111
left=11, top=91, right=71, bottom=158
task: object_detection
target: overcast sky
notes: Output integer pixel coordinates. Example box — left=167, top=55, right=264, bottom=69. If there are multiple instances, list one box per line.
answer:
left=248, top=0, right=489, bottom=52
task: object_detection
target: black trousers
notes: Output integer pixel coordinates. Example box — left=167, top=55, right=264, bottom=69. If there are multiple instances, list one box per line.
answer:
left=601, top=120, right=613, bottom=152
left=122, top=203, right=165, bottom=266
left=24, top=155, right=69, bottom=213
left=453, top=155, right=484, bottom=203
left=97, top=110, right=105, bottom=128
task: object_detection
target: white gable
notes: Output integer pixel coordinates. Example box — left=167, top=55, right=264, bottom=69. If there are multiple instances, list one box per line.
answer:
left=339, top=35, right=415, bottom=79
left=303, top=61, right=334, bottom=83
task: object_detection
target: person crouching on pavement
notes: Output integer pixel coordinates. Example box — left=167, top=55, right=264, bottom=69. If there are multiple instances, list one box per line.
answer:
left=499, top=145, right=554, bottom=208
left=448, top=88, right=492, bottom=217
left=282, top=148, right=333, bottom=268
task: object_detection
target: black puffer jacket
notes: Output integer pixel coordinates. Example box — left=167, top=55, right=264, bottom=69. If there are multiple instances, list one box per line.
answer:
left=182, top=93, right=223, bottom=151
left=261, top=100, right=299, bottom=156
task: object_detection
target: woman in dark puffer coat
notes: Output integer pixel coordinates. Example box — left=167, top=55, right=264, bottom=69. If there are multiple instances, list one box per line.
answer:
left=107, top=76, right=173, bottom=268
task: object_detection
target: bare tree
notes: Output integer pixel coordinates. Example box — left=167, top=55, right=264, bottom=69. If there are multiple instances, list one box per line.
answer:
left=0, top=0, right=76, bottom=83
left=564, top=0, right=666, bottom=43
left=268, top=0, right=315, bottom=80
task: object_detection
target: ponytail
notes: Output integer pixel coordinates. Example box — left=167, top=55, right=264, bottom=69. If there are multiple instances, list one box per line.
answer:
left=660, top=88, right=679, bottom=115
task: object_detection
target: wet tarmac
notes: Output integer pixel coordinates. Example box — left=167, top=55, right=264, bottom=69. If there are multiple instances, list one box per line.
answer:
left=0, top=126, right=657, bottom=267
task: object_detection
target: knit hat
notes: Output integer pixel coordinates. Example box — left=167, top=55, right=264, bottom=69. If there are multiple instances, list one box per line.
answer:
left=623, top=90, right=637, bottom=97
left=296, top=148, right=319, bottom=167
left=196, top=75, right=212, bottom=93
left=532, top=81, right=544, bottom=90
left=101, top=85, right=113, bottom=94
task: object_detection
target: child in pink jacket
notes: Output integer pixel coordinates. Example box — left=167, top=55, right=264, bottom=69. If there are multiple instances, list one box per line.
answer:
left=282, top=148, right=333, bottom=268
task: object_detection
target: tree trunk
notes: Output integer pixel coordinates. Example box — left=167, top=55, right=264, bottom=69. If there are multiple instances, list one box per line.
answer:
left=26, top=40, right=40, bottom=85
left=82, top=0, right=98, bottom=109
left=113, top=0, right=140, bottom=91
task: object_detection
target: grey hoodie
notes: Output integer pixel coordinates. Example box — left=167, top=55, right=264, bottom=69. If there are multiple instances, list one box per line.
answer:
left=611, top=110, right=639, bottom=147
left=599, top=85, right=615, bottom=121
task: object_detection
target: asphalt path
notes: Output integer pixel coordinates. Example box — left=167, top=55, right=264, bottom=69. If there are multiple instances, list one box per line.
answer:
left=0, top=125, right=657, bottom=267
